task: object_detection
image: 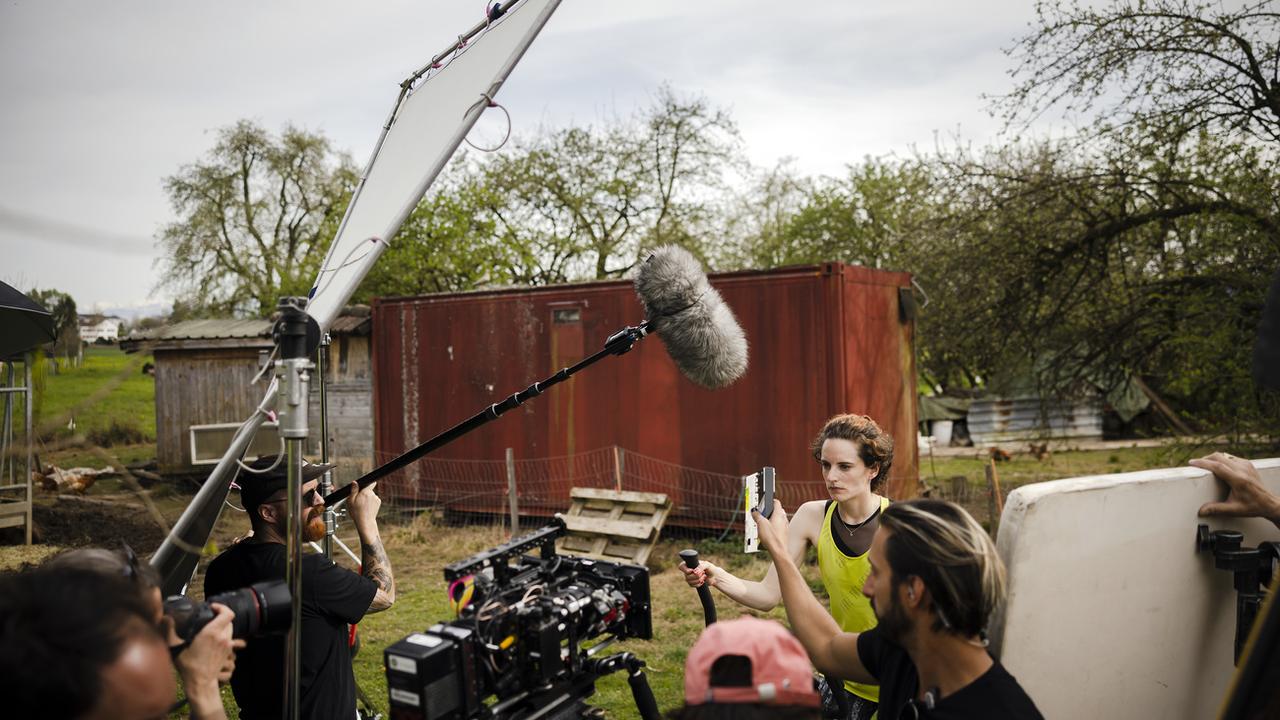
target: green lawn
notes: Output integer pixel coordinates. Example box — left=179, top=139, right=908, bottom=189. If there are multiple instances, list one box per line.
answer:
left=31, top=345, right=156, bottom=444
left=917, top=443, right=1239, bottom=494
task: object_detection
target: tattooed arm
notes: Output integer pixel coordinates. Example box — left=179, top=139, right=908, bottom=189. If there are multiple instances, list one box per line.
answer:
left=360, top=535, right=396, bottom=612
left=348, top=481, right=396, bottom=613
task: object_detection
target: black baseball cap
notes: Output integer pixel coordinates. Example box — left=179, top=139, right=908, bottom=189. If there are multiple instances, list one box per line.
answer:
left=237, top=454, right=334, bottom=513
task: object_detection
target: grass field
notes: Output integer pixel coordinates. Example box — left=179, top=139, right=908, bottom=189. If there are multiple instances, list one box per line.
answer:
left=919, top=444, right=1215, bottom=490
left=31, top=345, right=156, bottom=444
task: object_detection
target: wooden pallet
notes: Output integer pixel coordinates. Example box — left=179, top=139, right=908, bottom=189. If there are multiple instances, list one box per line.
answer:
left=556, top=487, right=671, bottom=566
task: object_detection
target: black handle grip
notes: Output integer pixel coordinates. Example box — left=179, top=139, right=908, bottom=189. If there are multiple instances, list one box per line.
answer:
left=679, top=549, right=716, bottom=626
left=627, top=662, right=662, bottom=720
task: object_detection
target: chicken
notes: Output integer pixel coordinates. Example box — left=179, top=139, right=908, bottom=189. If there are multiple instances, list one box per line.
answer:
left=32, top=465, right=117, bottom=494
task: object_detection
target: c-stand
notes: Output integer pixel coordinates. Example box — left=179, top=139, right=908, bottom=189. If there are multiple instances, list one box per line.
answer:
left=1196, top=523, right=1280, bottom=663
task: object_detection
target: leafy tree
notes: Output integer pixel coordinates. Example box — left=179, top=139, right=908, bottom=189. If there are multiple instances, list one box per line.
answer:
left=26, top=288, right=79, bottom=358
left=714, top=160, right=814, bottom=270
left=919, top=0, right=1280, bottom=432
left=738, top=157, right=936, bottom=273
left=355, top=163, right=507, bottom=298
left=920, top=129, right=1279, bottom=429
left=155, top=120, right=358, bottom=317
left=353, top=88, right=742, bottom=296
left=483, top=87, right=743, bottom=283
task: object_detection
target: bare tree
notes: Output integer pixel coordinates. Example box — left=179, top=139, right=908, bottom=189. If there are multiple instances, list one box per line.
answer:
left=155, top=121, right=357, bottom=316
left=999, top=0, right=1280, bottom=144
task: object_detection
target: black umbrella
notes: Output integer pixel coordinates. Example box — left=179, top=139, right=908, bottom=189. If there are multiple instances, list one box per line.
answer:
left=0, top=281, right=56, bottom=358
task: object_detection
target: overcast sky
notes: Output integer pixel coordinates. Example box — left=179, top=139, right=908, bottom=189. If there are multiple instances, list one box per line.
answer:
left=0, top=0, right=1044, bottom=316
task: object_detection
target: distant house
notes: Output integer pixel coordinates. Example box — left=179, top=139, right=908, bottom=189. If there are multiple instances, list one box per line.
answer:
left=121, top=308, right=373, bottom=476
left=79, top=314, right=124, bottom=343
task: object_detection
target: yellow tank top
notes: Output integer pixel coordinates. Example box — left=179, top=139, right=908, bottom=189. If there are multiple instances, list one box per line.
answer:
left=816, top=496, right=888, bottom=703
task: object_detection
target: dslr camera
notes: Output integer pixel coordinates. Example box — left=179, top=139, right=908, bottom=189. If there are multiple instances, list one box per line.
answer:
left=164, top=579, right=292, bottom=642
left=384, top=519, right=657, bottom=720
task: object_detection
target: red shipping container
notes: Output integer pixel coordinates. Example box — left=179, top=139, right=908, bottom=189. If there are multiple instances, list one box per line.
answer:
left=372, top=263, right=919, bottom=526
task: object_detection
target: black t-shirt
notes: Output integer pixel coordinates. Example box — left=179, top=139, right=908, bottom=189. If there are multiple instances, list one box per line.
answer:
left=204, top=542, right=376, bottom=720
left=856, top=626, right=1043, bottom=719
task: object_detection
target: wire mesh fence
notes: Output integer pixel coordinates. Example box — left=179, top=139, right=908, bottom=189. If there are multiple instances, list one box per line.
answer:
left=923, top=473, right=1016, bottom=536
left=363, top=445, right=831, bottom=535
left=353, top=446, right=1014, bottom=539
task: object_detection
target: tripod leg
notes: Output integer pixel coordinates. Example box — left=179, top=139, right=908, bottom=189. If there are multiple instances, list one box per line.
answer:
left=354, top=680, right=382, bottom=720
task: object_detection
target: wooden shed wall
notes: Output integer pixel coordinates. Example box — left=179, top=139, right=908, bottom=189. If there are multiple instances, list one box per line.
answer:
left=307, top=381, right=373, bottom=486
left=330, top=335, right=371, bottom=384
left=154, top=348, right=272, bottom=474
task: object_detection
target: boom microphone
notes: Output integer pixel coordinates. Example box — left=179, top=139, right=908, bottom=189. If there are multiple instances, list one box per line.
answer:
left=634, top=245, right=749, bottom=389
left=321, top=245, right=748, bottom=507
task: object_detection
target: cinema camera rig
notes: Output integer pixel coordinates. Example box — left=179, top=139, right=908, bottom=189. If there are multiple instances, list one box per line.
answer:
left=384, top=519, right=659, bottom=720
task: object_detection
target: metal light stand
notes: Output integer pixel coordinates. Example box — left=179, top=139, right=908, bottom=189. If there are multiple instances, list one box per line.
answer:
left=275, top=298, right=314, bottom=720
left=313, top=331, right=355, bottom=564
left=317, top=333, right=335, bottom=560
left=311, top=331, right=382, bottom=720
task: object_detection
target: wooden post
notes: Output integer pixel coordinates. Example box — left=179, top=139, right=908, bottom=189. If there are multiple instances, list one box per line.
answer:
left=1131, top=375, right=1195, bottom=436
left=505, top=448, right=519, bottom=536
left=985, top=458, right=1004, bottom=538
left=613, top=446, right=625, bottom=492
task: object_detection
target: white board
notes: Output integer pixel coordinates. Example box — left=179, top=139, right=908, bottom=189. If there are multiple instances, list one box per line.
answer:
left=991, top=458, right=1280, bottom=719
left=306, top=0, right=562, bottom=331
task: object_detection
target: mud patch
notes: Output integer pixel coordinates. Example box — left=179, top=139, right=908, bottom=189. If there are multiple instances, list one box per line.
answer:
left=0, top=498, right=168, bottom=554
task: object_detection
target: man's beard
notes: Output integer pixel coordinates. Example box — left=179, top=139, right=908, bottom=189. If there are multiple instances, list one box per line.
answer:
left=302, top=509, right=326, bottom=542
left=871, top=592, right=912, bottom=642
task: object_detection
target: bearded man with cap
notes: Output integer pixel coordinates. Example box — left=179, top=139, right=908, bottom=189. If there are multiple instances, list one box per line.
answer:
left=671, top=615, right=822, bottom=720
left=204, top=455, right=396, bottom=720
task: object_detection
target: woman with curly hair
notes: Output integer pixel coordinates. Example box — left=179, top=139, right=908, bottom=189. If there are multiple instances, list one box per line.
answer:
left=681, top=414, right=894, bottom=720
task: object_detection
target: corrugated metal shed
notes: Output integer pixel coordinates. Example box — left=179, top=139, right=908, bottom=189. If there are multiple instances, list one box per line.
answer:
left=372, top=262, right=920, bottom=525
left=967, top=395, right=1103, bottom=445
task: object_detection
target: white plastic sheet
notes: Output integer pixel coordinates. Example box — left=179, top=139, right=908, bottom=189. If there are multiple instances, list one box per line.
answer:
left=307, top=0, right=562, bottom=330
left=152, top=0, right=562, bottom=595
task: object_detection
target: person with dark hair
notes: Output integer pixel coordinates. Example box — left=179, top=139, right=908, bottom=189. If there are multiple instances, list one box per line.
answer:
left=681, top=413, right=893, bottom=719
left=0, top=565, right=180, bottom=719
left=45, top=545, right=239, bottom=719
left=669, top=615, right=822, bottom=720
left=755, top=498, right=1043, bottom=719
left=204, top=455, right=395, bottom=720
